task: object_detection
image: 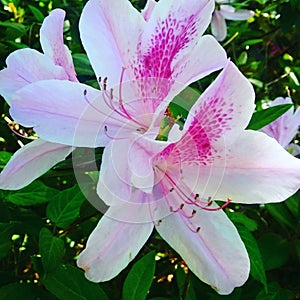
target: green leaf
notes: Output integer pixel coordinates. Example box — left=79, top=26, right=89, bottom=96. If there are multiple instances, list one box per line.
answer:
left=39, top=228, right=65, bottom=273
left=266, top=203, right=295, bottom=230
left=236, top=225, right=267, bottom=292
left=73, top=53, right=95, bottom=77
left=0, top=151, right=12, bottom=168
left=46, top=185, right=85, bottom=228
left=5, top=181, right=58, bottom=206
left=28, top=5, right=44, bottom=22
left=0, top=283, right=53, bottom=300
left=42, top=264, right=109, bottom=300
left=122, top=251, right=156, bottom=300
left=246, top=104, right=293, bottom=130
left=176, top=267, right=197, bottom=300
left=227, top=211, right=258, bottom=231
left=257, top=233, right=289, bottom=271
left=255, top=282, right=293, bottom=300
left=0, top=21, right=27, bottom=38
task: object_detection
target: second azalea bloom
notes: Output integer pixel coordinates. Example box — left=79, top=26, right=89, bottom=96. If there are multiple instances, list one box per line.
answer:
left=77, top=62, right=300, bottom=294
left=211, top=0, right=254, bottom=41
left=260, top=97, right=300, bottom=155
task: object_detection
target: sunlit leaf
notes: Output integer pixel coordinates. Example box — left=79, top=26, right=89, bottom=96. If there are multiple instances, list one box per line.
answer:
left=46, top=185, right=85, bottom=228
left=246, top=104, right=293, bottom=130
left=39, top=228, right=65, bottom=273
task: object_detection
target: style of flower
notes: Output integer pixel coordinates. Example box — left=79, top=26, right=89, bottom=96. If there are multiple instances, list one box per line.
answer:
left=260, top=97, right=300, bottom=156
left=4, top=0, right=227, bottom=174
left=76, top=62, right=300, bottom=294
left=0, top=9, right=76, bottom=189
left=211, top=0, right=254, bottom=41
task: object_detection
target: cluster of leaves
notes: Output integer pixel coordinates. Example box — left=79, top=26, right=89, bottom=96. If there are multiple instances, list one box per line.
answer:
left=0, top=0, right=299, bottom=299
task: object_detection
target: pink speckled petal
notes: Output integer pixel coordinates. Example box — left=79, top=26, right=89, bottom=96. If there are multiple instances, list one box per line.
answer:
left=0, top=139, right=72, bottom=190
left=77, top=215, right=153, bottom=282
left=132, top=0, right=215, bottom=112
left=0, top=48, right=67, bottom=105
left=40, top=9, right=77, bottom=82
left=156, top=204, right=249, bottom=295
left=183, top=61, right=255, bottom=150
left=79, top=0, right=145, bottom=86
left=183, top=130, right=300, bottom=204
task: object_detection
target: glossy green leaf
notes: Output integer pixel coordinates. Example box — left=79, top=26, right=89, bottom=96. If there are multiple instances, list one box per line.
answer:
left=227, top=211, right=258, bottom=232
left=5, top=181, right=58, bottom=206
left=39, top=228, right=65, bottom=273
left=266, top=203, right=295, bottom=230
left=42, top=264, right=109, bottom=300
left=0, top=233, right=11, bottom=260
left=246, top=104, right=293, bottom=130
left=28, top=5, right=44, bottom=22
left=122, top=251, right=156, bottom=300
left=46, top=185, right=85, bottom=228
left=73, top=53, right=95, bottom=76
left=257, top=233, right=289, bottom=271
left=236, top=225, right=267, bottom=291
left=0, top=151, right=12, bottom=168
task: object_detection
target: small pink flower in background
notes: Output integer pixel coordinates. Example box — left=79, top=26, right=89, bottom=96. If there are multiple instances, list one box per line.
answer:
left=0, top=9, right=75, bottom=190
left=211, top=0, right=254, bottom=41
left=77, top=62, right=300, bottom=294
left=260, top=97, right=300, bottom=155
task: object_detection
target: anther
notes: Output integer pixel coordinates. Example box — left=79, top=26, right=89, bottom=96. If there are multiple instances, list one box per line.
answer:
left=192, top=209, right=196, bottom=216
left=207, top=196, right=213, bottom=206
left=196, top=227, right=200, bottom=232
left=103, top=77, right=107, bottom=90
left=83, top=89, right=87, bottom=96
left=169, top=187, right=174, bottom=192
left=194, top=193, right=199, bottom=200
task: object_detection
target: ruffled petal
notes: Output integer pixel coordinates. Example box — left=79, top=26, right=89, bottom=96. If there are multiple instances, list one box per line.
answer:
left=211, top=11, right=227, bottom=41
left=183, top=130, right=300, bottom=204
left=0, top=139, right=72, bottom=190
left=40, top=9, right=77, bottom=82
left=79, top=0, right=145, bottom=86
left=10, top=80, right=121, bottom=147
left=156, top=205, right=249, bottom=295
left=0, top=49, right=67, bottom=105
left=77, top=215, right=153, bottom=281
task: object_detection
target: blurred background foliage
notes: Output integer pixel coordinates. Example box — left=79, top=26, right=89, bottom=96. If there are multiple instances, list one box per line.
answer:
left=0, top=0, right=299, bottom=299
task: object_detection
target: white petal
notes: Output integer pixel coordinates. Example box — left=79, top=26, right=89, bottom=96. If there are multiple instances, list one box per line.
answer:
left=79, top=0, right=145, bottom=86
left=77, top=215, right=153, bottom=281
left=211, top=11, right=227, bottom=41
left=184, top=130, right=300, bottom=204
left=141, top=0, right=157, bottom=21
left=0, top=139, right=72, bottom=190
left=0, top=49, right=67, bottom=105
left=156, top=205, right=249, bottom=295
left=40, top=9, right=77, bottom=82
left=220, top=5, right=254, bottom=21
left=10, top=80, right=124, bottom=147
